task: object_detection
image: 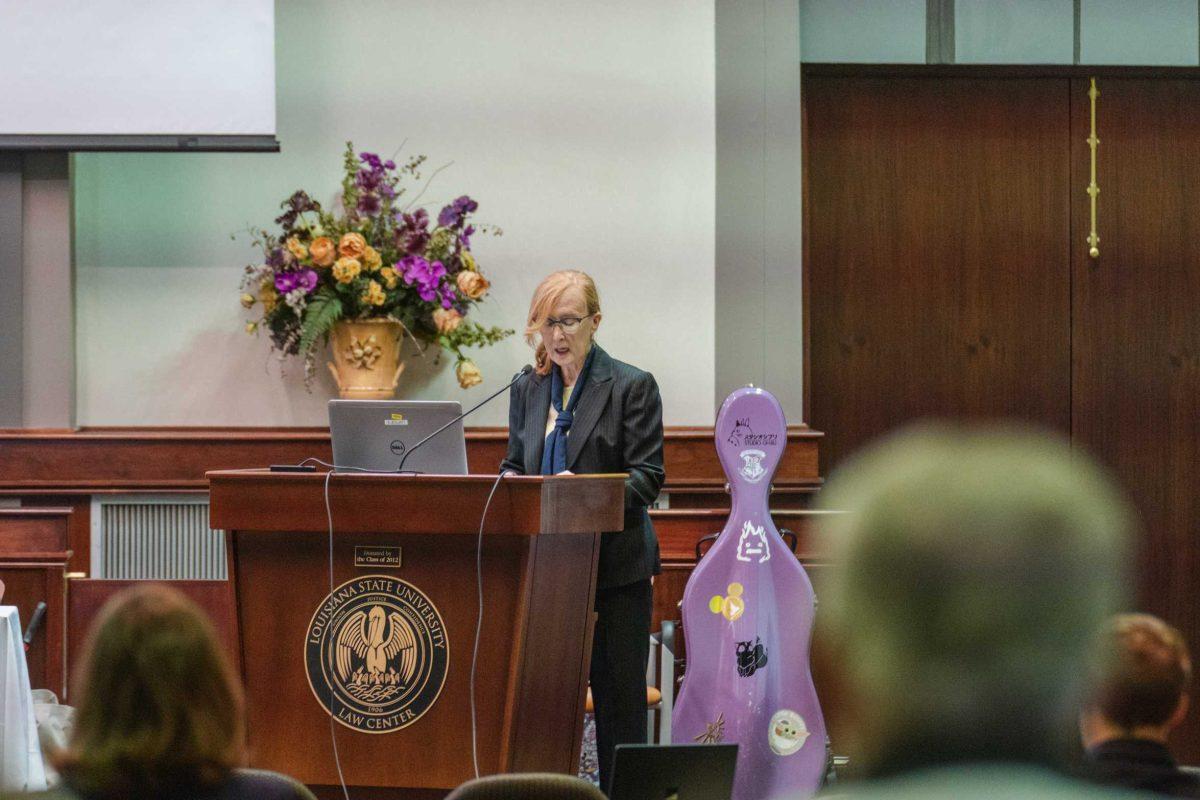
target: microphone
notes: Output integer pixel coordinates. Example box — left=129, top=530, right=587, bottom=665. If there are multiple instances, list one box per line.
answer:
left=23, top=601, right=46, bottom=650
left=397, top=365, right=533, bottom=473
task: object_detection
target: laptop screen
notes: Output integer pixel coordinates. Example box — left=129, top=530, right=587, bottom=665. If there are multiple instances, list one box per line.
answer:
left=611, top=744, right=739, bottom=800
left=328, top=400, right=468, bottom=474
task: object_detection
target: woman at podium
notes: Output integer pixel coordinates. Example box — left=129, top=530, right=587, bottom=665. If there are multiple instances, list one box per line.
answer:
left=501, top=269, right=665, bottom=791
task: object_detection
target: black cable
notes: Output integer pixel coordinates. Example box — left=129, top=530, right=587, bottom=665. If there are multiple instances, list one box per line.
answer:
left=471, top=470, right=510, bottom=778
left=398, top=366, right=531, bottom=473
left=307, top=457, right=512, bottom=786
left=323, top=468, right=352, bottom=800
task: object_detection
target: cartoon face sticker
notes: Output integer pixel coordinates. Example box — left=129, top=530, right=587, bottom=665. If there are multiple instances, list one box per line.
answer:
left=738, top=449, right=767, bottom=483
left=768, top=709, right=809, bottom=756
left=708, top=582, right=746, bottom=621
left=736, top=521, right=771, bottom=564
left=727, top=417, right=753, bottom=447
left=735, top=636, right=768, bottom=677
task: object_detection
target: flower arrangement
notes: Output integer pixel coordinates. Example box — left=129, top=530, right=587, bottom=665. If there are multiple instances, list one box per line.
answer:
left=239, top=143, right=511, bottom=389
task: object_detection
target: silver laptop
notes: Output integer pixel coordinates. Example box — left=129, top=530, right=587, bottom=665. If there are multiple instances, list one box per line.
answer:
left=328, top=400, right=468, bottom=474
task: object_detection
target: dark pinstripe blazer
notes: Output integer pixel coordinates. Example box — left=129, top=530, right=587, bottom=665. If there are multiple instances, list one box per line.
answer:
left=500, top=345, right=665, bottom=589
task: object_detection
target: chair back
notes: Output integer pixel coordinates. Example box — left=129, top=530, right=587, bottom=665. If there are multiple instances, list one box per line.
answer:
left=233, top=767, right=318, bottom=800
left=445, top=773, right=606, bottom=800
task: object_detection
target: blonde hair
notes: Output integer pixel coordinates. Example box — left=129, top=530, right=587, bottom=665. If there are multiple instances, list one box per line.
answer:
left=524, top=270, right=601, bottom=375
left=58, top=584, right=245, bottom=798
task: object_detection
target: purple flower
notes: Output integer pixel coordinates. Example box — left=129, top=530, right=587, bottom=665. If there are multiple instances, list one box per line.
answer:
left=274, top=271, right=299, bottom=293
left=265, top=248, right=287, bottom=269
left=274, top=190, right=322, bottom=229
left=298, top=269, right=319, bottom=293
left=397, top=255, right=450, bottom=304
left=437, top=195, right=479, bottom=229
left=354, top=152, right=397, bottom=217
left=395, top=209, right=431, bottom=255
left=356, top=193, right=382, bottom=216
left=355, top=170, right=382, bottom=192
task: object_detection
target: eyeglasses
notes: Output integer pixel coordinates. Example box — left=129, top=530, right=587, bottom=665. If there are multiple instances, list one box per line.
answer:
left=542, top=315, right=592, bottom=334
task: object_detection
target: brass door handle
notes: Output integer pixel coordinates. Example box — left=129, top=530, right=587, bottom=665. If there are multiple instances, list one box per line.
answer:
left=1087, top=77, right=1100, bottom=259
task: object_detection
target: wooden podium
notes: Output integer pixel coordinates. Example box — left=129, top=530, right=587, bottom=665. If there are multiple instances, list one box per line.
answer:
left=208, top=469, right=625, bottom=796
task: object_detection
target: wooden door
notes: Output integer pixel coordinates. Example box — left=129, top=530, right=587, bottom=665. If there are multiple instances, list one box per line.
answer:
left=805, top=76, right=1073, bottom=471
left=1070, top=77, right=1200, bottom=761
left=805, top=71, right=1200, bottom=762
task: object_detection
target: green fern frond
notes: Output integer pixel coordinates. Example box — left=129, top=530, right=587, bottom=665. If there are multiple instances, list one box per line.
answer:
left=298, top=288, right=344, bottom=359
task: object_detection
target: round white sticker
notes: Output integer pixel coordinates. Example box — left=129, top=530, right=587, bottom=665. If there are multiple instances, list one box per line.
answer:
left=768, top=709, right=809, bottom=756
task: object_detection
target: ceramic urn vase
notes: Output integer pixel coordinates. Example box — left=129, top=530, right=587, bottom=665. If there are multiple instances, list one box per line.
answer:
left=327, top=318, right=405, bottom=399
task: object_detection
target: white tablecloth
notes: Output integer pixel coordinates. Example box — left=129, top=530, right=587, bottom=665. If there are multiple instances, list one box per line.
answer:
left=0, top=606, right=47, bottom=791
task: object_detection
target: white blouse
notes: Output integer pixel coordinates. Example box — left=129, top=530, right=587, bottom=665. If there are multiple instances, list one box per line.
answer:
left=544, top=384, right=575, bottom=438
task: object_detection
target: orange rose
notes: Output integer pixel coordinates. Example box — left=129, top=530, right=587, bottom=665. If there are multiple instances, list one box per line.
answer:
left=361, top=280, right=386, bottom=307
left=379, top=266, right=399, bottom=289
left=456, top=359, right=483, bottom=389
left=456, top=270, right=489, bottom=300
left=332, top=257, right=362, bottom=284
left=339, top=232, right=367, bottom=260
left=433, top=308, right=463, bottom=334
left=286, top=236, right=308, bottom=261
left=362, top=246, right=382, bottom=272
left=309, top=237, right=335, bottom=267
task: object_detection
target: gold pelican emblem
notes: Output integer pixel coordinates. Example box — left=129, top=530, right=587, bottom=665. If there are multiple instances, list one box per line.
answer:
left=335, top=605, right=417, bottom=690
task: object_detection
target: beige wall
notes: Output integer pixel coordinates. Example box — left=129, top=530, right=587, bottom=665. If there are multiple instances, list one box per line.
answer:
left=73, top=0, right=716, bottom=426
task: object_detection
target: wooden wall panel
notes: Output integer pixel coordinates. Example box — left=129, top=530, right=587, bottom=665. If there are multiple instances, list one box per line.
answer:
left=1070, top=77, right=1200, bottom=762
left=0, top=508, right=71, bottom=698
left=65, top=579, right=239, bottom=687
left=0, top=426, right=821, bottom=508
left=804, top=76, right=1072, bottom=470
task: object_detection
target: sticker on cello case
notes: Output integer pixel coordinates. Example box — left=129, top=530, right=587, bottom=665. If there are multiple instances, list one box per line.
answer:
left=736, top=521, right=771, bottom=563
left=735, top=636, right=768, bottom=677
left=768, top=709, right=809, bottom=755
left=709, top=582, right=746, bottom=621
left=694, top=712, right=726, bottom=744
left=738, top=449, right=767, bottom=483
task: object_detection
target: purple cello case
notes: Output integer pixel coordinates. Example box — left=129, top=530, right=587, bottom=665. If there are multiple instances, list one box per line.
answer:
left=671, top=386, right=826, bottom=800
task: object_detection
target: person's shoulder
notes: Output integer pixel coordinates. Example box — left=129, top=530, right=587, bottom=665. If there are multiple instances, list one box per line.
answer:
left=598, top=348, right=657, bottom=388
left=510, top=367, right=542, bottom=401
left=827, top=765, right=1149, bottom=800
left=218, top=769, right=317, bottom=800
left=4, top=790, right=81, bottom=800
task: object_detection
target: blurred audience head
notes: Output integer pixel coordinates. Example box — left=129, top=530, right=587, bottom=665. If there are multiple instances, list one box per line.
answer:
left=816, top=424, right=1134, bottom=776
left=1082, top=613, right=1192, bottom=747
left=57, top=584, right=244, bottom=798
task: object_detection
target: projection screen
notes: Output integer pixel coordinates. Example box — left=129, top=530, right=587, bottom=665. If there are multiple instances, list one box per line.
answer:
left=0, top=0, right=277, bottom=151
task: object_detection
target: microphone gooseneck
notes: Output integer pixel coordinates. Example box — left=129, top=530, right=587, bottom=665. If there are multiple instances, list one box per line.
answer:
left=397, top=365, right=533, bottom=473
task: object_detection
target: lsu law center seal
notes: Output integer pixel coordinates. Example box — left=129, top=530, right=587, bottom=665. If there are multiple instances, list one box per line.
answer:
left=305, top=575, right=449, bottom=733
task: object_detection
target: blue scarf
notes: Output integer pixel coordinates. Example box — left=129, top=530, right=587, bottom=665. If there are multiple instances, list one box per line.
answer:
left=540, top=346, right=596, bottom=475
